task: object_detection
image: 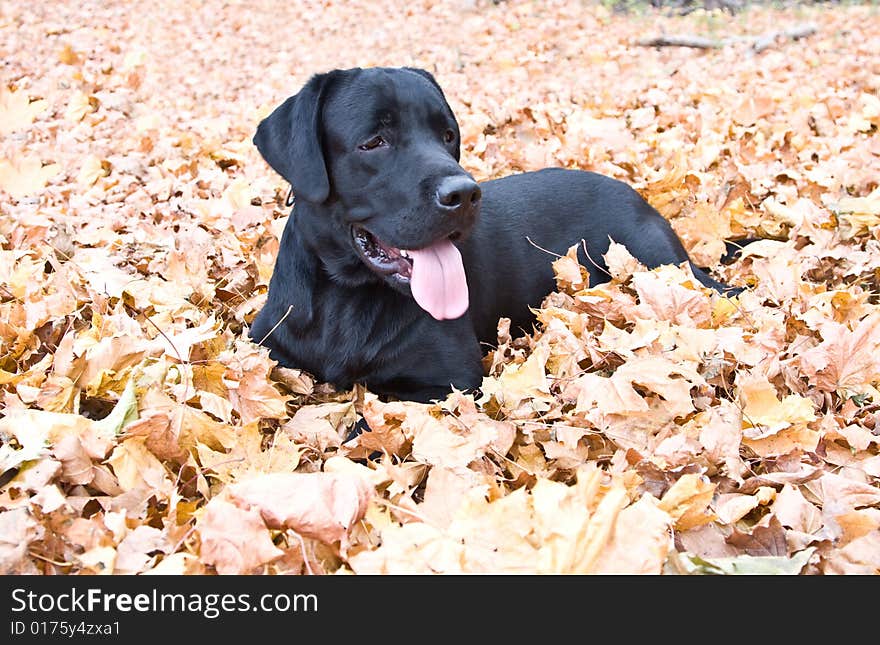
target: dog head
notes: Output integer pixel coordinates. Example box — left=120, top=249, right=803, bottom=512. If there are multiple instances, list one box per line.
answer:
left=254, top=67, right=480, bottom=320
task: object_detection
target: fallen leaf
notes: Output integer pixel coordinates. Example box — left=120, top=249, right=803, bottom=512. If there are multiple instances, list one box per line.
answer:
left=669, top=547, right=814, bottom=575
left=658, top=474, right=716, bottom=530
left=737, top=371, right=816, bottom=437
left=0, top=508, right=38, bottom=574
left=197, top=497, right=283, bottom=574
left=0, top=88, right=48, bottom=134
left=0, top=154, right=61, bottom=198
left=226, top=471, right=373, bottom=544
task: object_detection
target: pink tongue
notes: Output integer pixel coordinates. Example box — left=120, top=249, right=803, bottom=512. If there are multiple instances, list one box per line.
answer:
left=408, top=239, right=469, bottom=320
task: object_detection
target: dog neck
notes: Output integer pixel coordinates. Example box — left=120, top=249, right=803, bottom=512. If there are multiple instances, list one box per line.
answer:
left=264, top=202, right=424, bottom=356
left=290, top=201, right=383, bottom=288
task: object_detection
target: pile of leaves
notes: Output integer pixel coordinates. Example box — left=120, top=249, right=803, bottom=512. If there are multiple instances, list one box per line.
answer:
left=1, top=0, right=878, bottom=574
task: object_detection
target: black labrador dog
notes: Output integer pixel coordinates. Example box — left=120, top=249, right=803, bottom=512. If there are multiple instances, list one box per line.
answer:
left=251, top=67, right=736, bottom=403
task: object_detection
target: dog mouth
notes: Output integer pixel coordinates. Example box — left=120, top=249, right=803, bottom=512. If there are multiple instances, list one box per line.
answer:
left=352, top=226, right=415, bottom=280
left=351, top=226, right=469, bottom=320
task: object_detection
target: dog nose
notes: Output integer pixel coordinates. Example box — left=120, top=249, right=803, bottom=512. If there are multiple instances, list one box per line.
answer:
left=436, top=176, right=481, bottom=212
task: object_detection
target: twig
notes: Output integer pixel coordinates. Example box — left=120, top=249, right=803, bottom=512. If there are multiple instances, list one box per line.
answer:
left=289, top=531, right=315, bottom=576
left=525, top=236, right=562, bottom=259
left=256, top=304, right=294, bottom=346
left=581, top=239, right=612, bottom=280
left=29, top=551, right=74, bottom=567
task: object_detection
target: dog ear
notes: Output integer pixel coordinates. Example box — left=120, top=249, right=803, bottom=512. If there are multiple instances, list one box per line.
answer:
left=403, top=67, right=443, bottom=93
left=253, top=73, right=335, bottom=203
left=403, top=67, right=461, bottom=162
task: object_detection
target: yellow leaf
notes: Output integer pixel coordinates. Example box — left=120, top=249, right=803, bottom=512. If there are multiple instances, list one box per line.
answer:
left=351, top=467, right=671, bottom=574
left=743, top=425, right=821, bottom=457
left=591, top=494, right=672, bottom=574
left=671, top=201, right=732, bottom=267
left=0, top=417, right=49, bottom=472
left=861, top=92, right=880, bottom=124
left=106, top=437, right=172, bottom=493
left=196, top=423, right=303, bottom=485
left=552, top=244, right=588, bottom=292
left=632, top=267, right=713, bottom=327
left=77, top=155, right=109, bottom=186
left=533, top=470, right=631, bottom=573
left=285, top=400, right=357, bottom=453
left=714, top=493, right=763, bottom=524
left=762, top=198, right=805, bottom=229
left=410, top=407, right=511, bottom=472
left=821, top=531, right=880, bottom=574
left=224, top=343, right=289, bottom=424
left=0, top=155, right=60, bottom=198
left=603, top=240, right=643, bottom=282
left=834, top=187, right=880, bottom=237
left=142, top=552, right=198, bottom=575
left=712, top=295, right=738, bottom=325
left=772, top=484, right=823, bottom=534
left=76, top=546, right=116, bottom=575
left=737, top=371, right=816, bottom=438
left=58, top=44, right=81, bottom=65
left=65, top=90, right=93, bottom=122
left=479, top=344, right=552, bottom=410
left=0, top=88, right=48, bottom=134
left=223, top=177, right=257, bottom=210
left=658, top=473, right=716, bottom=530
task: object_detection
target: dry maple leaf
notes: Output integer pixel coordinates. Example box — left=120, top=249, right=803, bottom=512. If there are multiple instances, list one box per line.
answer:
left=799, top=311, right=880, bottom=396
left=226, top=471, right=373, bottom=545
left=285, top=400, right=358, bottom=453
left=223, top=342, right=289, bottom=425
left=771, top=483, right=823, bottom=534
left=64, top=90, right=94, bottom=122
left=0, top=154, right=61, bottom=199
left=0, top=88, right=48, bottom=134
left=552, top=244, right=589, bottom=291
left=737, top=371, right=816, bottom=438
left=114, top=525, right=170, bottom=574
left=418, top=467, right=492, bottom=528
left=591, top=494, right=672, bottom=574
left=603, top=240, right=644, bottom=283
left=196, top=497, right=283, bottom=574
left=350, top=486, right=536, bottom=574
left=726, top=516, right=789, bottom=557
left=196, top=422, right=303, bottom=485
left=713, top=490, right=774, bottom=525
left=0, top=508, right=39, bottom=574
left=820, top=530, right=880, bottom=574
left=479, top=343, right=553, bottom=410
left=814, top=471, right=880, bottom=541
left=77, top=155, right=109, bottom=187
left=833, top=186, right=880, bottom=237
left=351, top=466, right=671, bottom=574
left=632, top=267, right=714, bottom=327
left=105, top=437, right=173, bottom=495
left=658, top=473, right=716, bottom=531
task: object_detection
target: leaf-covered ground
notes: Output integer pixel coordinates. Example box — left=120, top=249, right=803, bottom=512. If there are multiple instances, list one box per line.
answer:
left=1, top=0, right=879, bottom=575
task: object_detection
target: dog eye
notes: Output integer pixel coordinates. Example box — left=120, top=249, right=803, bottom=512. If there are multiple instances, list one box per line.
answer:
left=358, top=136, right=387, bottom=151
left=443, top=129, right=455, bottom=144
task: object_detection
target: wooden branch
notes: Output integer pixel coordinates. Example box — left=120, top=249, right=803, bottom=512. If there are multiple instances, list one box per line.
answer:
left=637, top=23, right=818, bottom=52
left=752, top=24, right=818, bottom=54
left=637, top=35, right=721, bottom=49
